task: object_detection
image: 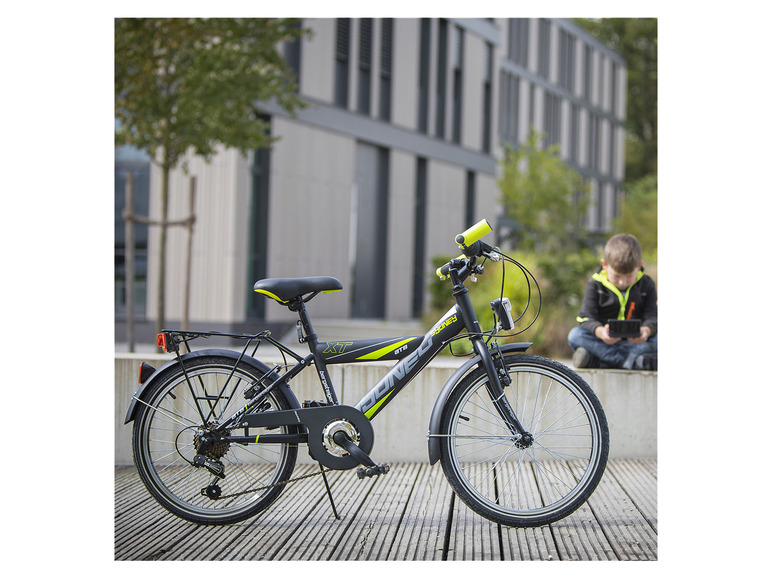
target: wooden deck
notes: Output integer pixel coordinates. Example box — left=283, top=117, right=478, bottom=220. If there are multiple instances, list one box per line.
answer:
left=115, top=459, right=657, bottom=561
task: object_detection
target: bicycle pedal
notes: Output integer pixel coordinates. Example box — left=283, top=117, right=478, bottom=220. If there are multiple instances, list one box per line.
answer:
left=356, top=463, right=390, bottom=479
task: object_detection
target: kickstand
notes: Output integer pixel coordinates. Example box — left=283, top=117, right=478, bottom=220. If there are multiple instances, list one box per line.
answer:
left=319, top=464, right=340, bottom=519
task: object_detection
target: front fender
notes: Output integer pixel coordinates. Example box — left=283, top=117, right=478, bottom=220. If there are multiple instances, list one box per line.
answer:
left=426, top=342, right=531, bottom=464
left=123, top=349, right=301, bottom=424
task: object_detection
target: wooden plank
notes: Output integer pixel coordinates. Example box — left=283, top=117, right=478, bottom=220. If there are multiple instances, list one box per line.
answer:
left=606, top=459, right=657, bottom=531
left=445, top=462, right=502, bottom=561
left=498, top=460, right=616, bottom=561
left=270, top=467, right=379, bottom=560
left=386, top=463, right=455, bottom=561
left=548, top=501, right=618, bottom=561
left=577, top=460, right=658, bottom=560
left=115, top=459, right=658, bottom=561
left=115, top=467, right=200, bottom=561
left=210, top=465, right=348, bottom=560
left=500, top=526, right=560, bottom=561
left=328, top=462, right=421, bottom=560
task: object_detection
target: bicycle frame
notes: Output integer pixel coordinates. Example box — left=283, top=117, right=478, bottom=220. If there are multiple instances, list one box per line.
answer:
left=126, top=228, right=534, bottom=469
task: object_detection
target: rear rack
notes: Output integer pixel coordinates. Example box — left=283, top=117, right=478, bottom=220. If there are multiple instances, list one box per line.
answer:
left=156, top=329, right=274, bottom=357
left=155, top=329, right=310, bottom=402
left=153, top=328, right=315, bottom=422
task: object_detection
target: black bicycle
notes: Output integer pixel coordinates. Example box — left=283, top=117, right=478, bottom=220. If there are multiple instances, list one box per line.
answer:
left=125, top=219, right=609, bottom=528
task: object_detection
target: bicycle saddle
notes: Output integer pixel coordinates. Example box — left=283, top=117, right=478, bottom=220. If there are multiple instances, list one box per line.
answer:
left=253, top=276, right=343, bottom=304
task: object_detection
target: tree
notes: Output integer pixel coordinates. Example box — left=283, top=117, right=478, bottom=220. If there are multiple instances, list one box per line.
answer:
left=115, top=18, right=307, bottom=336
left=575, top=19, right=658, bottom=258
left=574, top=18, right=657, bottom=184
left=497, top=130, right=598, bottom=357
left=613, top=174, right=657, bottom=262
left=498, top=130, right=596, bottom=309
left=499, top=130, right=590, bottom=253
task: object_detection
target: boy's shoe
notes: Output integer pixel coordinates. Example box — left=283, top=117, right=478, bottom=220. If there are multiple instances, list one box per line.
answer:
left=572, top=347, right=594, bottom=368
left=634, top=354, right=657, bottom=371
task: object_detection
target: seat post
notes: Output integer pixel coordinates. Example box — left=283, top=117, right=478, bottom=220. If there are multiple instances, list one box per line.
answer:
left=292, top=298, right=339, bottom=404
left=292, top=299, right=317, bottom=346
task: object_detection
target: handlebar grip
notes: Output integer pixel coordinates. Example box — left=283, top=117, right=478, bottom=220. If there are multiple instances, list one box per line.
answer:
left=455, top=219, right=492, bottom=248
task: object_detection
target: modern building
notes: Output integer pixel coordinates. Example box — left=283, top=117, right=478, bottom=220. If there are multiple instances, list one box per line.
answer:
left=115, top=17, right=626, bottom=341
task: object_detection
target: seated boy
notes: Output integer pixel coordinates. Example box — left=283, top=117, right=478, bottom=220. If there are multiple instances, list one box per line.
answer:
left=568, top=233, right=657, bottom=370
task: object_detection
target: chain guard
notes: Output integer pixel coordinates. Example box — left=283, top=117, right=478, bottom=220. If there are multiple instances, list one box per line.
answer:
left=241, top=404, right=374, bottom=470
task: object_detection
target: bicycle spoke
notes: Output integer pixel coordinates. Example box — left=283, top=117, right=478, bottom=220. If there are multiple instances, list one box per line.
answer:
left=440, top=355, right=608, bottom=527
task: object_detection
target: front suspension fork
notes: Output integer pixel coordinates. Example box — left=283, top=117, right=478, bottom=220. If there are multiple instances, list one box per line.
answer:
left=472, top=339, right=531, bottom=443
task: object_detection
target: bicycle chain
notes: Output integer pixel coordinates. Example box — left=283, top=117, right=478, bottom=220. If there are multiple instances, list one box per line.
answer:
left=209, top=466, right=333, bottom=501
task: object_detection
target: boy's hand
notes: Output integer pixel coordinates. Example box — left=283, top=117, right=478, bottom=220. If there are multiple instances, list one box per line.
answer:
left=628, top=325, right=652, bottom=345
left=595, top=325, right=621, bottom=345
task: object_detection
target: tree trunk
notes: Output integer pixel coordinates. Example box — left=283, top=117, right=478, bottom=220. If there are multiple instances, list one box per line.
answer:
left=125, top=171, right=135, bottom=352
left=155, top=158, right=170, bottom=346
left=182, top=176, right=196, bottom=330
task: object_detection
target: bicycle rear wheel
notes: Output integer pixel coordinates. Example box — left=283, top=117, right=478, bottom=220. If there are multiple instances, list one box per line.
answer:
left=438, top=354, right=609, bottom=527
left=132, top=355, right=298, bottom=525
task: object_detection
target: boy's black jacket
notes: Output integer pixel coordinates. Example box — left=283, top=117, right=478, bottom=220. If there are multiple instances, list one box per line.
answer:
left=576, top=267, right=658, bottom=336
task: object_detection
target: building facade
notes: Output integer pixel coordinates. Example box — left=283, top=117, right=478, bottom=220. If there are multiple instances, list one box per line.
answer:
left=115, top=18, right=626, bottom=337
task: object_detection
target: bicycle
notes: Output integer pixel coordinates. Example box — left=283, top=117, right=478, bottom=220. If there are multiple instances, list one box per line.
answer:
left=124, top=219, right=609, bottom=528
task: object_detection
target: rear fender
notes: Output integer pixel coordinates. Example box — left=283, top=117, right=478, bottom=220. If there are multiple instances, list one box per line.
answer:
left=426, top=342, right=531, bottom=464
left=123, top=349, right=301, bottom=424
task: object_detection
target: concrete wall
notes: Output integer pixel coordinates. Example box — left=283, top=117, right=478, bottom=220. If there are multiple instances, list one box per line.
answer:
left=116, top=353, right=656, bottom=466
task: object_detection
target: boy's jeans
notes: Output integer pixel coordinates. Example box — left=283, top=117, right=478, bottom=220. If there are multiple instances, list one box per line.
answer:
left=567, top=326, right=658, bottom=369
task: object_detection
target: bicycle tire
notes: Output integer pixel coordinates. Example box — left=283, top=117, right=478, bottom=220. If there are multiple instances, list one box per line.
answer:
left=132, top=355, right=298, bottom=525
left=438, top=354, right=609, bottom=527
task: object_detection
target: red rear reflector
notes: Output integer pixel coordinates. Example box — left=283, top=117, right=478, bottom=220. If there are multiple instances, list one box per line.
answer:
left=157, top=333, right=168, bottom=352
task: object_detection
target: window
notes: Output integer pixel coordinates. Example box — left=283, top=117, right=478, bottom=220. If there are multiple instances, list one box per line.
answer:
left=412, top=157, right=428, bottom=317
left=248, top=139, right=272, bottom=319
left=482, top=42, right=493, bottom=153
left=358, top=18, right=373, bottom=114
left=559, top=29, right=575, bottom=92
left=284, top=19, right=302, bottom=92
left=418, top=19, right=431, bottom=133
left=465, top=171, right=476, bottom=227
left=597, top=54, right=606, bottom=109
left=435, top=19, right=448, bottom=139
left=583, top=45, right=593, bottom=102
left=451, top=25, right=464, bottom=144
left=335, top=18, right=351, bottom=108
left=538, top=19, right=550, bottom=79
left=115, top=155, right=151, bottom=319
left=570, top=103, right=580, bottom=163
left=588, top=113, right=600, bottom=170
left=610, top=61, right=618, bottom=117
left=509, top=19, right=529, bottom=67
left=379, top=18, right=393, bottom=121
left=499, top=71, right=519, bottom=145
left=544, top=91, right=561, bottom=147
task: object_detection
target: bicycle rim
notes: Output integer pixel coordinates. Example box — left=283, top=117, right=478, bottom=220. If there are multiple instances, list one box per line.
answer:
left=133, top=359, right=297, bottom=524
left=441, top=355, right=608, bottom=526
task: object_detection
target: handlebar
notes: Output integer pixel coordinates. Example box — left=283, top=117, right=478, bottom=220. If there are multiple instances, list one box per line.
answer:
left=436, top=218, right=499, bottom=280
left=455, top=219, right=492, bottom=248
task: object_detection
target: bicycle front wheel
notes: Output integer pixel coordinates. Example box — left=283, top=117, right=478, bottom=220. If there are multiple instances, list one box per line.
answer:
left=132, top=355, right=298, bottom=525
left=438, top=354, right=609, bottom=527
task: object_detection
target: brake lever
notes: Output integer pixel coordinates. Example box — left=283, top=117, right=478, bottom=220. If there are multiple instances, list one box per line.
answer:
left=484, top=246, right=502, bottom=262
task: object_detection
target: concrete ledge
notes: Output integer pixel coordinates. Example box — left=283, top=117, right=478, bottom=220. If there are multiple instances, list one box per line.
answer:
left=115, top=353, right=656, bottom=465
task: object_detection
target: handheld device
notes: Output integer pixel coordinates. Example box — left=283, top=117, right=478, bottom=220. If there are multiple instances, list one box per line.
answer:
left=608, top=319, right=641, bottom=338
